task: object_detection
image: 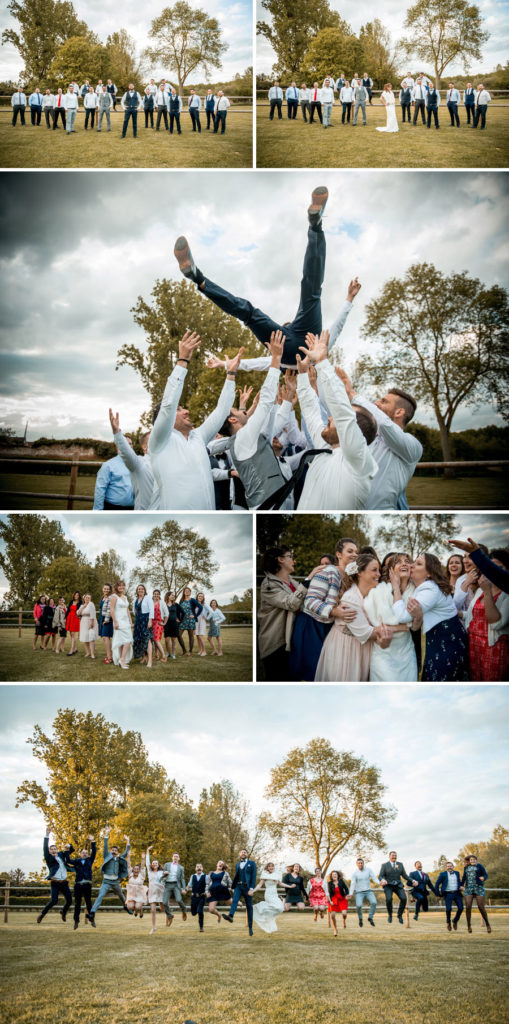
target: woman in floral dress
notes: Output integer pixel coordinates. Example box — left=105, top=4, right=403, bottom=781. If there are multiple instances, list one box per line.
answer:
left=132, top=584, right=153, bottom=667
left=307, top=867, right=328, bottom=921
left=178, top=587, right=202, bottom=656
left=461, top=855, right=491, bottom=934
left=126, top=855, right=148, bottom=918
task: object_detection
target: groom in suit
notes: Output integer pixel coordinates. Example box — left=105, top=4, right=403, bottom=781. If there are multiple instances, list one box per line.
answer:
left=408, top=860, right=436, bottom=919
left=379, top=850, right=418, bottom=923
left=37, top=826, right=73, bottom=923
left=222, top=848, right=257, bottom=934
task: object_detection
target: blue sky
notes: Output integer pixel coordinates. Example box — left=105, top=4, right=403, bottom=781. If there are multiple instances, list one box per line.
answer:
left=1, top=684, right=507, bottom=875
left=0, top=171, right=507, bottom=440
left=0, top=512, right=253, bottom=605
left=1, top=0, right=253, bottom=83
left=257, top=0, right=509, bottom=76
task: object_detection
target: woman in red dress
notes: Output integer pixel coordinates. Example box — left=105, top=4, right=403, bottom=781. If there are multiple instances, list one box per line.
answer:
left=66, top=591, right=82, bottom=656
left=467, top=552, right=509, bottom=681
left=328, top=870, right=349, bottom=935
left=151, top=590, right=168, bottom=662
left=307, top=867, right=328, bottom=921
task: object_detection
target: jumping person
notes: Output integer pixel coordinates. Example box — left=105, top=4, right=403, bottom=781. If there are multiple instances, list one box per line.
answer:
left=222, top=849, right=257, bottom=934
left=348, top=857, right=378, bottom=927
left=186, top=864, right=209, bottom=932
left=146, top=845, right=166, bottom=934
left=307, top=867, right=328, bottom=921
left=462, top=855, right=491, bottom=934
left=328, top=870, right=349, bottom=934
left=66, top=835, right=96, bottom=930
left=408, top=861, right=436, bottom=920
left=379, top=851, right=417, bottom=924
left=435, top=861, right=464, bottom=931
left=207, top=860, right=233, bottom=922
left=87, top=829, right=132, bottom=926
left=282, top=863, right=307, bottom=911
left=37, top=826, right=73, bottom=924
left=126, top=856, right=148, bottom=917
left=161, top=852, right=187, bottom=924
left=174, top=187, right=330, bottom=368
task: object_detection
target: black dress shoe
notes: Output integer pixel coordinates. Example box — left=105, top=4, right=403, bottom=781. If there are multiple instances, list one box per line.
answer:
left=387, top=915, right=392, bottom=923
left=368, top=918, right=375, bottom=926
left=74, top=921, right=79, bottom=930
left=358, top=918, right=363, bottom=927
left=398, top=915, right=404, bottom=924
left=222, top=913, right=233, bottom=922
left=249, top=927, right=253, bottom=935
left=37, top=913, right=44, bottom=924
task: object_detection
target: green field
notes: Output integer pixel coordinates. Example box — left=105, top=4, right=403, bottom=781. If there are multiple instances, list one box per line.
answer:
left=0, top=626, right=253, bottom=682
left=1, top=469, right=507, bottom=509
left=256, top=101, right=509, bottom=168
left=0, top=109, right=253, bottom=168
left=1, top=911, right=507, bottom=1023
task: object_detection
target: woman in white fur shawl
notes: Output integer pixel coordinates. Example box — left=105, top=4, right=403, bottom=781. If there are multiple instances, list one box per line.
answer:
left=364, top=553, right=418, bottom=681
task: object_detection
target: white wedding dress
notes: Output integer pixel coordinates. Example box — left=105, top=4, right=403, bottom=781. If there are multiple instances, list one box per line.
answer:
left=253, top=872, right=284, bottom=933
left=376, top=93, right=398, bottom=133
left=112, top=595, right=133, bottom=666
left=364, top=581, right=417, bottom=681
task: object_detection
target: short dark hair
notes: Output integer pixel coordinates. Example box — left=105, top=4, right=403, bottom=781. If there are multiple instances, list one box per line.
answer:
left=319, top=553, right=336, bottom=564
left=262, top=546, right=291, bottom=575
left=489, top=548, right=509, bottom=570
left=388, top=388, right=417, bottom=425
left=219, top=416, right=234, bottom=437
left=355, top=409, right=377, bottom=445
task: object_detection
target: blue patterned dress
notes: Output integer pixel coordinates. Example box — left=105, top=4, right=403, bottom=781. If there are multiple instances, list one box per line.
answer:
left=133, top=598, right=153, bottom=658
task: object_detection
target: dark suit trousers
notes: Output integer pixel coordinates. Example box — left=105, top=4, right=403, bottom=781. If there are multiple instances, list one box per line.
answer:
left=474, top=104, right=487, bottom=128
left=12, top=106, right=26, bottom=126
left=444, top=891, right=463, bottom=922
left=230, top=884, right=253, bottom=927
left=401, top=102, right=411, bottom=122
left=300, top=100, right=310, bottom=121
left=40, top=880, right=73, bottom=918
left=156, top=105, right=168, bottom=130
left=341, top=102, right=352, bottom=123
left=413, top=99, right=426, bottom=124
left=427, top=107, right=439, bottom=128
left=447, top=102, right=460, bottom=126
left=74, top=882, right=93, bottom=922
left=189, top=108, right=201, bottom=131
left=84, top=109, right=96, bottom=129
left=191, top=894, right=206, bottom=927
left=122, top=109, right=137, bottom=137
left=287, top=100, right=298, bottom=119
left=30, top=107, right=42, bottom=125
left=214, top=111, right=227, bottom=133
left=201, top=224, right=325, bottom=366
left=384, top=882, right=407, bottom=916
left=44, top=109, right=54, bottom=128
left=145, top=109, right=154, bottom=128
left=309, top=101, right=322, bottom=123
left=206, top=109, right=214, bottom=128
left=465, top=102, right=475, bottom=124
left=269, top=99, right=282, bottom=119
left=53, top=107, right=65, bottom=128
left=414, top=892, right=429, bottom=916
left=170, top=113, right=181, bottom=134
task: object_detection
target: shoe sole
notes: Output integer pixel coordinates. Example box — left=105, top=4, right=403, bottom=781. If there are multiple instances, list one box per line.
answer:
left=310, top=186, right=328, bottom=211
left=174, top=236, right=192, bottom=274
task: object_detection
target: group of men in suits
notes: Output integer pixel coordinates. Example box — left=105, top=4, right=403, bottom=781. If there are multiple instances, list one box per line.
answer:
left=399, top=73, right=492, bottom=130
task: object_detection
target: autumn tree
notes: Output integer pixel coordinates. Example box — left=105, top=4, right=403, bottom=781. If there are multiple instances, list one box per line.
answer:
left=48, top=35, right=108, bottom=87
left=401, top=0, right=489, bottom=87
left=198, top=780, right=252, bottom=867
left=3, top=0, right=92, bottom=84
left=117, top=278, right=264, bottom=427
left=304, top=26, right=363, bottom=82
left=374, top=513, right=459, bottom=561
left=16, top=709, right=170, bottom=848
left=0, top=515, right=79, bottom=606
left=257, top=0, right=341, bottom=77
left=131, top=518, right=219, bottom=596
left=355, top=264, right=509, bottom=464
left=456, top=825, right=509, bottom=892
left=359, top=20, right=399, bottom=86
left=113, top=788, right=205, bottom=868
left=144, top=3, right=227, bottom=96
left=261, top=738, right=395, bottom=874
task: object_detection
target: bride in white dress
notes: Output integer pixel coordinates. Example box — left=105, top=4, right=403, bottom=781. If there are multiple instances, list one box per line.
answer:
left=253, top=863, right=295, bottom=933
left=376, top=84, right=399, bottom=133
left=110, top=581, right=133, bottom=669
left=364, top=553, right=417, bottom=681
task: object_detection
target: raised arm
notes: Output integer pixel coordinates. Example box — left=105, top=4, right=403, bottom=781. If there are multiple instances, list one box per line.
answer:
left=110, top=410, right=139, bottom=473
left=148, top=331, right=201, bottom=456
left=197, top=348, right=243, bottom=444
left=353, top=392, right=423, bottom=463
left=233, top=332, right=285, bottom=459
left=296, top=351, right=329, bottom=450
left=327, top=278, right=360, bottom=350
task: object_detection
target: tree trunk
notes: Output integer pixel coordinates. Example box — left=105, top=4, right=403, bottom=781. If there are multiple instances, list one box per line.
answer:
left=436, top=415, right=454, bottom=478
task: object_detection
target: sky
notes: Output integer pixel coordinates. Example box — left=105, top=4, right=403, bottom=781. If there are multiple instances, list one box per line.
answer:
left=256, top=0, right=509, bottom=76
left=0, top=0, right=253, bottom=84
left=0, top=684, right=507, bottom=875
left=1, top=170, right=508, bottom=441
left=0, top=512, right=253, bottom=605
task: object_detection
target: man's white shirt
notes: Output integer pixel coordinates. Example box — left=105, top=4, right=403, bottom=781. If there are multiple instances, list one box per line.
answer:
left=354, top=394, right=423, bottom=508
left=114, top=431, right=159, bottom=510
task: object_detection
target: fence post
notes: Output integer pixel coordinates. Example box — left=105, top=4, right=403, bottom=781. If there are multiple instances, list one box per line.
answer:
left=18, top=607, right=22, bottom=638
left=67, top=454, right=79, bottom=510
left=4, top=880, right=9, bottom=923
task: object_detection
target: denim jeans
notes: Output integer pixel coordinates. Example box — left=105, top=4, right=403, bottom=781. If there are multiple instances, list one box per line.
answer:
left=355, top=889, right=377, bottom=920
left=91, top=878, right=125, bottom=912
left=66, top=109, right=76, bottom=132
left=322, top=102, right=332, bottom=126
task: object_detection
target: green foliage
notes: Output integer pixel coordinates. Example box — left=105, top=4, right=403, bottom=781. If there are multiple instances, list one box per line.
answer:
left=401, top=0, right=489, bottom=84
left=104, top=30, right=140, bottom=91
left=257, top=0, right=341, bottom=76
left=118, top=277, right=265, bottom=426
left=256, top=513, right=371, bottom=572
left=304, top=26, right=363, bottom=82
left=0, top=514, right=79, bottom=604
left=354, top=263, right=509, bottom=460
left=144, top=3, right=228, bottom=94
left=262, top=737, right=395, bottom=873
left=131, top=519, right=219, bottom=596
left=358, top=20, right=399, bottom=86
left=2, top=0, right=92, bottom=86
left=37, top=554, right=95, bottom=602
left=198, top=780, right=252, bottom=868
left=373, top=512, right=459, bottom=561
left=48, top=36, right=108, bottom=88
left=93, top=549, right=127, bottom=588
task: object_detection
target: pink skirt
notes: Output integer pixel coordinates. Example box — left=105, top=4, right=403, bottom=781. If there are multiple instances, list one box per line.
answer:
left=315, top=624, right=371, bottom=682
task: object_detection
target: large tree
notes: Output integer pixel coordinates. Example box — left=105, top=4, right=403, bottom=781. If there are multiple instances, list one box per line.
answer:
left=113, top=788, right=205, bottom=868
left=198, top=780, right=252, bottom=868
left=257, top=0, right=341, bottom=77
left=94, top=549, right=127, bottom=588
left=354, top=264, right=509, bottom=464
left=132, top=518, right=219, bottom=596
left=2, top=0, right=92, bottom=84
left=16, top=709, right=170, bottom=848
left=0, top=515, right=78, bottom=606
left=105, top=29, right=140, bottom=90
left=144, top=3, right=227, bottom=96
left=401, top=0, right=489, bottom=87
left=261, top=738, right=395, bottom=874
left=373, top=512, right=459, bottom=561
left=37, top=553, right=96, bottom=602
left=117, top=278, right=263, bottom=426
left=359, top=20, right=399, bottom=86
left=303, top=26, right=363, bottom=82
left=48, top=35, right=108, bottom=88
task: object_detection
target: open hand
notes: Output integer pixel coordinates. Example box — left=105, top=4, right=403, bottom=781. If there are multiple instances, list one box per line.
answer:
left=226, top=347, right=245, bottom=374
left=206, top=354, right=225, bottom=370
left=238, top=385, right=253, bottom=410
left=109, top=408, right=120, bottom=434
left=267, top=330, right=285, bottom=364
left=448, top=537, right=478, bottom=554
left=335, top=366, right=355, bottom=400
left=178, top=330, right=201, bottom=362
left=347, top=277, right=361, bottom=302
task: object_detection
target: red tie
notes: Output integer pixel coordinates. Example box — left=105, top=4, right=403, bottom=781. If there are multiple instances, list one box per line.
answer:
left=314, top=89, right=317, bottom=101
left=58, top=95, right=61, bottom=106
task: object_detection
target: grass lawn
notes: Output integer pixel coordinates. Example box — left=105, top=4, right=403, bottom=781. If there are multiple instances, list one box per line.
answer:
left=1, top=911, right=507, bottom=1023
left=0, top=626, right=253, bottom=682
left=256, top=101, right=509, bottom=168
left=0, top=109, right=253, bottom=168
left=1, top=470, right=507, bottom=509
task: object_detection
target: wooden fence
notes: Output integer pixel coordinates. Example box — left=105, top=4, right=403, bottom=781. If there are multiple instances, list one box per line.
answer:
left=0, top=608, right=252, bottom=632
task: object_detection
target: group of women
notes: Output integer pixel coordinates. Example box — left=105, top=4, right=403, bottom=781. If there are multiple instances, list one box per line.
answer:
left=32, top=584, right=226, bottom=669
left=258, top=536, right=509, bottom=682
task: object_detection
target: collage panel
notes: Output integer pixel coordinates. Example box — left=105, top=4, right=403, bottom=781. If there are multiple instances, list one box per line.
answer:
left=0, top=0, right=254, bottom=168
left=0, top=682, right=508, bottom=1024
left=256, top=0, right=509, bottom=168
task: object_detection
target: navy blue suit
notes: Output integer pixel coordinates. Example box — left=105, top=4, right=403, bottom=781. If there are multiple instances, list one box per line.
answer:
left=189, top=872, right=207, bottom=928
left=436, top=869, right=463, bottom=924
left=38, top=836, right=73, bottom=920
left=229, top=859, right=257, bottom=929
left=408, top=869, right=436, bottom=917
left=66, top=842, right=96, bottom=923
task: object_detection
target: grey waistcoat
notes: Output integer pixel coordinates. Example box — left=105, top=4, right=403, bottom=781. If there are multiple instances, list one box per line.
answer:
left=224, top=434, right=286, bottom=508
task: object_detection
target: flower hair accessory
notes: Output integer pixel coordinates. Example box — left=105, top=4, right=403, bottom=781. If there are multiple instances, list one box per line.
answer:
left=345, top=561, right=358, bottom=576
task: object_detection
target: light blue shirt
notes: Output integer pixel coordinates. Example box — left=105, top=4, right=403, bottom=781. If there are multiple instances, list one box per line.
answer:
left=93, top=455, right=135, bottom=509
left=447, top=88, right=460, bottom=103
left=286, top=87, right=299, bottom=100
left=29, top=92, right=42, bottom=106
left=188, top=94, right=201, bottom=109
